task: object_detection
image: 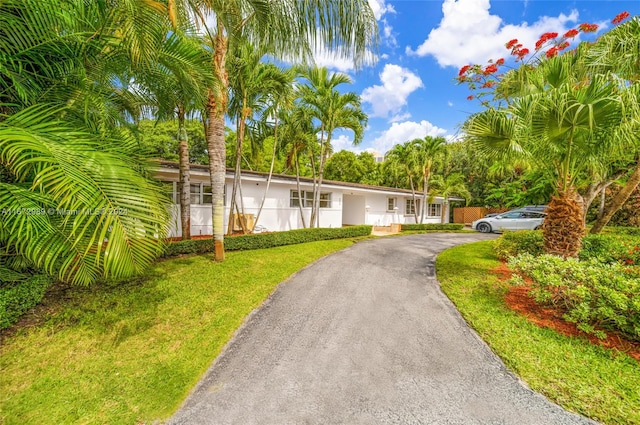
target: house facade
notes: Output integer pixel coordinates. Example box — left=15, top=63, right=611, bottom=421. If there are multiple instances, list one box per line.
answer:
left=156, top=161, right=452, bottom=237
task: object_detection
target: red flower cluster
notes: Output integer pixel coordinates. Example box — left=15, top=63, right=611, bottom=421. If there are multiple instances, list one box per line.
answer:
left=612, top=11, right=630, bottom=25
left=458, top=65, right=471, bottom=77
left=546, top=46, right=558, bottom=58
left=535, top=32, right=558, bottom=50
left=563, top=29, right=579, bottom=38
left=496, top=58, right=505, bottom=66
left=505, top=39, right=518, bottom=49
left=483, top=64, right=498, bottom=75
left=578, top=23, right=599, bottom=33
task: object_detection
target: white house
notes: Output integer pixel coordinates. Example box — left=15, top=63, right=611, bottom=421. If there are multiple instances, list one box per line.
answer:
left=156, top=161, right=455, bottom=237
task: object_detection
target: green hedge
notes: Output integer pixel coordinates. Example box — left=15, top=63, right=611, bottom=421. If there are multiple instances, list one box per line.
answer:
left=0, top=274, right=52, bottom=330
left=494, top=230, right=640, bottom=265
left=401, top=223, right=464, bottom=231
left=161, top=225, right=373, bottom=258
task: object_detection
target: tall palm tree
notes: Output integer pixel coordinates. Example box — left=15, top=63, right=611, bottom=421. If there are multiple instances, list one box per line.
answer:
left=464, top=45, right=635, bottom=257
left=430, top=173, right=471, bottom=224
left=386, top=141, right=421, bottom=223
left=189, top=2, right=377, bottom=258
left=141, top=32, right=214, bottom=240
left=0, top=0, right=177, bottom=284
left=226, top=41, right=291, bottom=234
left=412, top=136, right=446, bottom=223
left=296, top=66, right=367, bottom=227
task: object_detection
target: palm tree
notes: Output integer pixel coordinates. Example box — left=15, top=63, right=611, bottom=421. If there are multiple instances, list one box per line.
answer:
left=296, top=66, right=367, bottom=227
left=141, top=32, right=214, bottom=240
left=0, top=0, right=176, bottom=284
left=464, top=43, right=636, bottom=257
left=412, top=136, right=446, bottom=223
left=226, top=41, right=291, bottom=234
left=430, top=173, right=471, bottom=223
left=188, top=3, right=377, bottom=258
left=386, top=142, right=421, bottom=223
left=585, top=17, right=640, bottom=233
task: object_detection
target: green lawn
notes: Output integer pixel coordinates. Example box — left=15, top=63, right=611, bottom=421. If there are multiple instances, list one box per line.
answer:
left=0, top=239, right=354, bottom=425
left=436, top=240, right=640, bottom=425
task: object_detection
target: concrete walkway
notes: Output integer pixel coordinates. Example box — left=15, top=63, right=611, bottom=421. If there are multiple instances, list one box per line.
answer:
left=169, top=233, right=596, bottom=425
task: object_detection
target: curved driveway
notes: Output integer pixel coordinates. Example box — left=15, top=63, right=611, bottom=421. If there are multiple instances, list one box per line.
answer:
left=169, top=233, right=595, bottom=425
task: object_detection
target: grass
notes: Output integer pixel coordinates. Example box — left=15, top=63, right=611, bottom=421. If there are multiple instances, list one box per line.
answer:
left=436, top=241, right=640, bottom=425
left=0, top=239, right=354, bottom=425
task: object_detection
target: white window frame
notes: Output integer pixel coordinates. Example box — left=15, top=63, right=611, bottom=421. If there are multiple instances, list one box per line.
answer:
left=387, top=197, right=397, bottom=212
left=406, top=198, right=420, bottom=215
left=290, top=190, right=332, bottom=208
left=427, top=203, right=442, bottom=217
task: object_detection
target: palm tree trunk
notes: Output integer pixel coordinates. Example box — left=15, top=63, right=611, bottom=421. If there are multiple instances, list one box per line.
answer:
left=408, top=173, right=418, bottom=223
left=294, top=148, right=307, bottom=228
left=420, top=170, right=430, bottom=224
left=253, top=116, right=279, bottom=231
left=177, top=105, right=191, bottom=240
left=543, top=185, right=585, bottom=258
left=598, top=187, right=606, bottom=219
left=207, top=29, right=228, bottom=261
left=440, top=198, right=448, bottom=224
left=227, top=110, right=247, bottom=235
left=591, top=158, right=640, bottom=234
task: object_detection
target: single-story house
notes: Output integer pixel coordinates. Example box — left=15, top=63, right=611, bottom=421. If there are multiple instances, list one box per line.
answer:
left=156, top=161, right=458, bottom=237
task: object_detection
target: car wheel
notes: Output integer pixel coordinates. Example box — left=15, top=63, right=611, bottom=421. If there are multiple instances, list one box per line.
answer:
left=534, top=225, right=541, bottom=230
left=476, top=222, right=492, bottom=233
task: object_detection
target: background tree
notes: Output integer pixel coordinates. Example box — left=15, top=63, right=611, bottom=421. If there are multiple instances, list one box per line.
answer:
left=412, top=136, right=445, bottom=223
left=431, top=173, right=471, bottom=223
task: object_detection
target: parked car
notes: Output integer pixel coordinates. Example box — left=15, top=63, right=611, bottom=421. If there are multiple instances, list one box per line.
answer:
left=472, top=210, right=546, bottom=233
left=484, top=205, right=548, bottom=218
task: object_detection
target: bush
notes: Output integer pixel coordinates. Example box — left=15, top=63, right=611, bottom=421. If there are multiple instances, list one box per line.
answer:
left=401, top=223, right=464, bottom=231
left=508, top=253, right=640, bottom=342
left=0, top=274, right=52, bottom=330
left=161, top=225, right=372, bottom=258
left=493, top=230, right=544, bottom=260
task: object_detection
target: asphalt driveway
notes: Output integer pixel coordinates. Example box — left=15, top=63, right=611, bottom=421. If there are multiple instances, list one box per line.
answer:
left=169, top=233, right=596, bottom=425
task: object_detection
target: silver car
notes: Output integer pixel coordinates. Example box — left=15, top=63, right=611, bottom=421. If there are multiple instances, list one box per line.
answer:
left=472, top=211, right=546, bottom=233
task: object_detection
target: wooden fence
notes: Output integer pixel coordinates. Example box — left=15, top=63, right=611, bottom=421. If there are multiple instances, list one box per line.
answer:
left=453, top=207, right=508, bottom=225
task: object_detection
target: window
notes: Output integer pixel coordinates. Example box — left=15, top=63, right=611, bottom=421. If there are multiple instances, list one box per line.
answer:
left=290, top=190, right=331, bottom=208
left=406, top=199, right=420, bottom=215
left=183, top=183, right=214, bottom=205
left=387, top=197, right=397, bottom=211
left=427, top=203, right=442, bottom=217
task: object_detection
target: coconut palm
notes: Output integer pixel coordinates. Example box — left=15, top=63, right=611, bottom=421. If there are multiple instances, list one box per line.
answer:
left=464, top=45, right=635, bottom=257
left=296, top=66, right=367, bottom=227
left=189, top=2, right=377, bottom=257
left=430, top=173, right=471, bottom=223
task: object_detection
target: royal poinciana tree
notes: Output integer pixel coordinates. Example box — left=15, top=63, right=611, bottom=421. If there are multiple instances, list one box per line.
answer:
left=460, top=12, right=639, bottom=258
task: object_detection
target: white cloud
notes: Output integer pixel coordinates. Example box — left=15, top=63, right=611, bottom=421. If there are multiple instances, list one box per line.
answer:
left=406, top=0, right=580, bottom=68
left=330, top=134, right=355, bottom=153
left=361, top=64, right=423, bottom=120
left=368, top=0, right=395, bottom=20
left=370, top=120, right=448, bottom=155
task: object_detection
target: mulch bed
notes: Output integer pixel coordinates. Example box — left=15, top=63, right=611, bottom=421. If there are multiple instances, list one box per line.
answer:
left=494, top=262, right=640, bottom=362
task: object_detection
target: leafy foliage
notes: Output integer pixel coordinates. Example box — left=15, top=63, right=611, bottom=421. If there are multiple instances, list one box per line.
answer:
left=508, top=253, right=640, bottom=342
left=0, top=274, right=52, bottom=330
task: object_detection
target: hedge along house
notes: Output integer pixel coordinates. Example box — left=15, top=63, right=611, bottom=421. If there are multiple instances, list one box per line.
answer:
left=156, top=161, right=456, bottom=237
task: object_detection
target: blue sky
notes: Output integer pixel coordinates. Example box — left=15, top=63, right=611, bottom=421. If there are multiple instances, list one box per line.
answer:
left=315, top=0, right=640, bottom=157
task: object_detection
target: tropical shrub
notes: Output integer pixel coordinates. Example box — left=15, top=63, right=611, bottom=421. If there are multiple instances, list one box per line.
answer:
left=0, top=274, right=52, bottom=330
left=161, top=226, right=372, bottom=258
left=493, top=231, right=544, bottom=260
left=508, top=253, right=640, bottom=342
left=401, top=223, right=464, bottom=231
